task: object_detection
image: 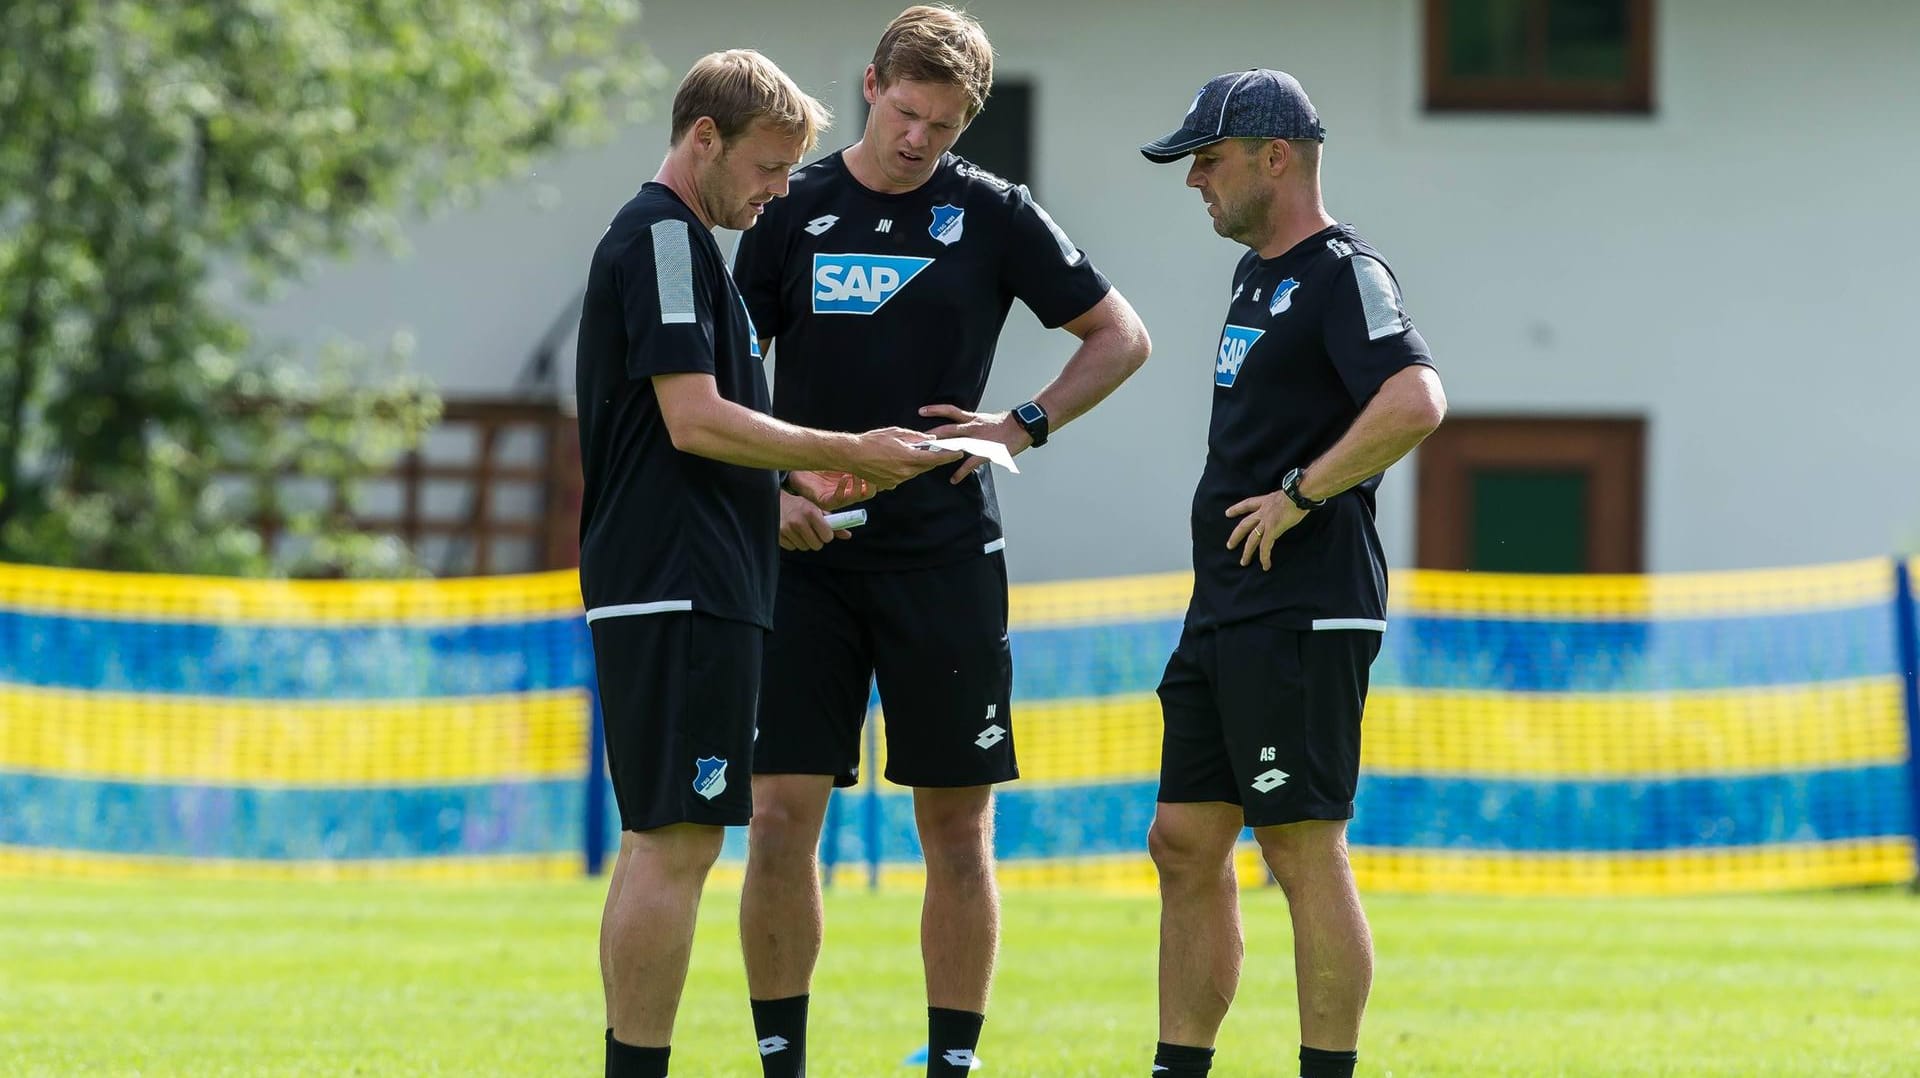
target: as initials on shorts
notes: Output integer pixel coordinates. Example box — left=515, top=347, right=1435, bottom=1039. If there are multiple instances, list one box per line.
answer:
left=1259, top=746, right=1276, bottom=762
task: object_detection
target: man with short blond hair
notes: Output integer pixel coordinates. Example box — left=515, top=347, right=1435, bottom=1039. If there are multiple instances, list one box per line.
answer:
left=575, top=48, right=959, bottom=1078
left=733, top=7, right=1152, bottom=1077
left=668, top=47, right=833, bottom=145
left=869, top=1, right=994, bottom=116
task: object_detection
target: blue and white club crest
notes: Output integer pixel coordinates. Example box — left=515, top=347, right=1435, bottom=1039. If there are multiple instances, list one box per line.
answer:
left=1269, top=278, right=1301, bottom=317
left=929, top=203, right=965, bottom=246
left=692, top=756, right=729, bottom=800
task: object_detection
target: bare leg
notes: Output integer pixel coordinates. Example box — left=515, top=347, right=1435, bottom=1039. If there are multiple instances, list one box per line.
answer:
left=914, top=785, right=998, bottom=1012
left=605, top=823, right=725, bottom=1046
left=1256, top=820, right=1372, bottom=1051
left=1149, top=801, right=1247, bottom=1047
left=601, top=842, right=632, bottom=1028
left=739, top=774, right=837, bottom=997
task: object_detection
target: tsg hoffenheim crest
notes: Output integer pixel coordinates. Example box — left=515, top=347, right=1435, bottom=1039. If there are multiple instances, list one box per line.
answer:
left=1269, top=278, right=1301, bottom=317
left=929, top=204, right=965, bottom=246
left=692, top=756, right=729, bottom=800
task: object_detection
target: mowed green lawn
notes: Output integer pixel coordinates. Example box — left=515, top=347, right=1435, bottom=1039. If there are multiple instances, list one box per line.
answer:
left=2, top=877, right=1916, bottom=1076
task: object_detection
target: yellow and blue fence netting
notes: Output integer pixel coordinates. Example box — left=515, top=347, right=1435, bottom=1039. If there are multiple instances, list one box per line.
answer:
left=2, top=557, right=1915, bottom=895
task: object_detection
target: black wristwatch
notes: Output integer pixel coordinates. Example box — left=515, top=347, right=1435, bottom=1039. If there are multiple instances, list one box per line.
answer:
left=1012, top=400, right=1049, bottom=448
left=1281, top=467, right=1327, bottom=511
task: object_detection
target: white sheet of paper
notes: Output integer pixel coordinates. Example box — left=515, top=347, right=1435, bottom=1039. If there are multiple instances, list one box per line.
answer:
left=918, top=437, right=1019, bottom=474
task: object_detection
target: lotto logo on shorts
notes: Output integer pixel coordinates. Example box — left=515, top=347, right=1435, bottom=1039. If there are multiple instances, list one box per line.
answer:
left=1250, top=768, right=1289, bottom=794
left=1215, top=324, right=1265, bottom=388
left=812, top=253, right=935, bottom=315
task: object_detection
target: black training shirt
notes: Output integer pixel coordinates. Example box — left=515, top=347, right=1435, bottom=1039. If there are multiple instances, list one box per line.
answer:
left=733, top=150, right=1111, bottom=570
left=575, top=182, right=778, bottom=628
left=1187, top=224, right=1434, bottom=631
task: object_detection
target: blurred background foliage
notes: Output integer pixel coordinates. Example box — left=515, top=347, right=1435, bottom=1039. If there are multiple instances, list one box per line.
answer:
left=0, top=0, right=661, bottom=576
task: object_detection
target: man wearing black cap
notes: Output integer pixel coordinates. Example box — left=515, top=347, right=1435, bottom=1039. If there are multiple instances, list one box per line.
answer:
left=1138, top=70, right=1448, bottom=1078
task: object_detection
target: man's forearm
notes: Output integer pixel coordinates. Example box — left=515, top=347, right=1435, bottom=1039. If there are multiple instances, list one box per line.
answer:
left=1030, top=293, right=1151, bottom=430
left=1298, top=366, right=1446, bottom=502
left=1032, top=324, right=1150, bottom=429
left=669, top=397, right=863, bottom=473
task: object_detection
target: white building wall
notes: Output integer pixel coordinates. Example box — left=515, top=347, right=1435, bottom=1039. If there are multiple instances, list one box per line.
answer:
left=243, top=0, right=1920, bottom=580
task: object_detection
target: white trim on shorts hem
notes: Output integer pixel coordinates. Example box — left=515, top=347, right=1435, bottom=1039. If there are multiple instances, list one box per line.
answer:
left=1311, top=617, right=1387, bottom=632
left=586, top=600, right=693, bottom=622
left=983, top=538, right=1007, bottom=555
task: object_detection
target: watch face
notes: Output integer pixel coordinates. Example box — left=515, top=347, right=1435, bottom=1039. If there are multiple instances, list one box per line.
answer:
left=1016, top=402, right=1044, bottom=424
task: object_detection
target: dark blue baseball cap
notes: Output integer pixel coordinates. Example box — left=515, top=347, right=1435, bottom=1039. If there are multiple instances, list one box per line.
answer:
left=1140, top=69, right=1325, bottom=163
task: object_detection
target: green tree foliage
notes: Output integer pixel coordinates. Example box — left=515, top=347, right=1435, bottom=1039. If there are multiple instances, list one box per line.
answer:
left=0, top=0, right=659, bottom=576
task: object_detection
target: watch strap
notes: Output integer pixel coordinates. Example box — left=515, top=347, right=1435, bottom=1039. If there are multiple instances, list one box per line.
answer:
left=1281, top=466, right=1327, bottom=511
left=1013, top=400, right=1049, bottom=448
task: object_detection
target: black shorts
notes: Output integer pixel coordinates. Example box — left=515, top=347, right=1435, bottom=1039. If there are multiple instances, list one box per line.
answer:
left=756, top=552, right=1016, bottom=788
left=1156, top=618, right=1382, bottom=828
left=591, top=611, right=763, bottom=831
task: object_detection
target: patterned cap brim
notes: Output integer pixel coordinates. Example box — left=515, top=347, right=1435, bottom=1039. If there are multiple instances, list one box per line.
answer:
left=1139, top=128, right=1226, bottom=163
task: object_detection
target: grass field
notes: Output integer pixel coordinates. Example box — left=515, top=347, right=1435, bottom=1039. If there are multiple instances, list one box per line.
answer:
left=3, top=877, right=1917, bottom=1076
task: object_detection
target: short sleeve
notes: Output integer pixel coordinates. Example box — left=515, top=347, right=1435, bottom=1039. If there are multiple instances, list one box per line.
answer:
left=732, top=203, right=787, bottom=341
left=1000, top=185, right=1111, bottom=329
left=619, top=218, right=718, bottom=380
left=1321, top=254, right=1434, bottom=407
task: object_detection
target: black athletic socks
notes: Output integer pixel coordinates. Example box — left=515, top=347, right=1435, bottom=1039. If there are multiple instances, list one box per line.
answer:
left=605, top=1034, right=668, bottom=1078
left=927, top=1007, right=985, bottom=1076
left=1152, top=1040, right=1214, bottom=1076
left=751, top=994, right=809, bottom=1077
left=1299, top=1044, right=1358, bottom=1078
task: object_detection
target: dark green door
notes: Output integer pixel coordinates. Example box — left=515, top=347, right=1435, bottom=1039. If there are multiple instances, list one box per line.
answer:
left=1469, top=469, right=1589, bottom=573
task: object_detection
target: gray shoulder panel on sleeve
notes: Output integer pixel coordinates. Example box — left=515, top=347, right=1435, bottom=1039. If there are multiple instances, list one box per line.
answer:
left=650, top=219, right=697, bottom=325
left=1350, top=255, right=1408, bottom=341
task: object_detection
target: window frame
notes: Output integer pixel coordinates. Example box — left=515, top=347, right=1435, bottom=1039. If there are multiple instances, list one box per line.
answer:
left=1415, top=415, right=1647, bottom=573
left=1423, top=0, right=1655, bottom=114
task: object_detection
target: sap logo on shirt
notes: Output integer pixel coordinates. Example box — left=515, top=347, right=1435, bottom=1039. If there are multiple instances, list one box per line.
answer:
left=812, top=253, right=935, bottom=315
left=1215, top=324, right=1265, bottom=387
